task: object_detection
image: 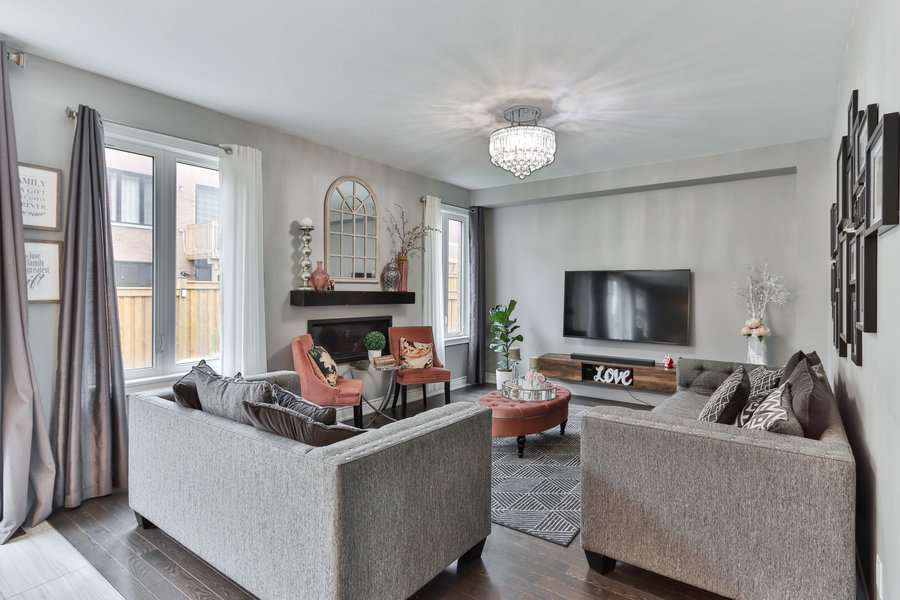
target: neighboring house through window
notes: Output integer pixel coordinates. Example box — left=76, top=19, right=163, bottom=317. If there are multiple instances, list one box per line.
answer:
left=442, top=206, right=470, bottom=343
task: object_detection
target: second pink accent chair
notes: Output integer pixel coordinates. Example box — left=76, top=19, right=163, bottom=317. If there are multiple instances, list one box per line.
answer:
left=388, top=326, right=451, bottom=417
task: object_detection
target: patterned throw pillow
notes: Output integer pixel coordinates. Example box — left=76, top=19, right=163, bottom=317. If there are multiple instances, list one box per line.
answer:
left=743, top=383, right=804, bottom=437
left=698, top=366, right=749, bottom=424
left=399, top=337, right=434, bottom=369
left=748, top=365, right=785, bottom=400
left=307, top=346, right=338, bottom=387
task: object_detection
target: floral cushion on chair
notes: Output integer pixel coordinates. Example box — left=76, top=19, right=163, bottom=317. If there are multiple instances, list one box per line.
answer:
left=307, top=345, right=339, bottom=387
left=399, top=337, right=434, bottom=369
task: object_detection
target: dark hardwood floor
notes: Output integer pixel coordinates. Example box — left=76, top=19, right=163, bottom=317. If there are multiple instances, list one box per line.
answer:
left=49, top=386, right=727, bottom=600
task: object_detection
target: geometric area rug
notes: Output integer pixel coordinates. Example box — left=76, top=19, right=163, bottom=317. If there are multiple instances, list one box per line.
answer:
left=490, top=406, right=585, bottom=546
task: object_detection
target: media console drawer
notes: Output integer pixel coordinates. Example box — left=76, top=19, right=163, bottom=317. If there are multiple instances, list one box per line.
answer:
left=536, top=353, right=676, bottom=394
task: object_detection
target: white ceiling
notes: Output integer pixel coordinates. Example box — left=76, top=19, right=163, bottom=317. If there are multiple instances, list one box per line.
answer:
left=5, top=1, right=853, bottom=190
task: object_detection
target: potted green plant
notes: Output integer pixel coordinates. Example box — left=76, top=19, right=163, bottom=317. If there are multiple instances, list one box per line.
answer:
left=363, top=330, right=387, bottom=361
left=489, top=300, right=523, bottom=390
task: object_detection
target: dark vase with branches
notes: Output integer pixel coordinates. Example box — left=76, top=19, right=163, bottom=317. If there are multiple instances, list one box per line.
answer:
left=489, top=300, right=523, bottom=390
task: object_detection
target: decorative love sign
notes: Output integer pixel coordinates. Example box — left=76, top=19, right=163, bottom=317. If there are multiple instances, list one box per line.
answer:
left=581, top=364, right=634, bottom=387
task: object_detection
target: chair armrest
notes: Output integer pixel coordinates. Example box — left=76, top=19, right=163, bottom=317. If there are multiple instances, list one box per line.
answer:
left=581, top=406, right=855, bottom=600
left=309, top=403, right=492, bottom=600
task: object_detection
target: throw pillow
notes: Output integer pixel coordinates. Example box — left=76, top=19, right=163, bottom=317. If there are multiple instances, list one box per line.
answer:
left=271, top=384, right=336, bottom=425
left=785, top=358, right=834, bottom=439
left=242, top=401, right=365, bottom=447
left=748, top=365, right=785, bottom=400
left=194, top=370, right=274, bottom=425
left=698, top=366, right=750, bottom=424
left=399, top=337, right=434, bottom=369
left=172, top=360, right=220, bottom=409
left=744, top=384, right=805, bottom=437
left=307, top=346, right=338, bottom=387
left=781, top=350, right=807, bottom=381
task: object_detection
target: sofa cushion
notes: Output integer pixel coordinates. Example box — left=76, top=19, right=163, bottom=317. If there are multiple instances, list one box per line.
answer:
left=653, top=390, right=710, bottom=420
left=172, top=360, right=232, bottom=410
left=748, top=365, right=784, bottom=400
left=195, top=370, right=274, bottom=425
left=698, top=366, right=750, bottom=424
left=242, top=400, right=365, bottom=446
left=743, top=384, right=804, bottom=437
left=786, top=359, right=834, bottom=439
left=271, top=384, right=336, bottom=425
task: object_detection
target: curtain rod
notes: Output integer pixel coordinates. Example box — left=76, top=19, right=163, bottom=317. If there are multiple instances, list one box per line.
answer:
left=419, top=197, right=470, bottom=211
left=5, top=48, right=25, bottom=68
left=65, top=106, right=233, bottom=154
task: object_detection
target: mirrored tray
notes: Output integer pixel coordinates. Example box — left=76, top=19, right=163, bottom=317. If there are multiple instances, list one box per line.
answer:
left=502, top=379, right=556, bottom=402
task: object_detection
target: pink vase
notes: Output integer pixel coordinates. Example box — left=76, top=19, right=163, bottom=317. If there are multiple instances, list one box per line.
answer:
left=397, top=255, right=409, bottom=292
left=310, top=261, right=330, bottom=291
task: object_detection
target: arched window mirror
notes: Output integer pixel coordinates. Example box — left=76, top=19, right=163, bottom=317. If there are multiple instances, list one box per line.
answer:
left=325, top=176, right=378, bottom=282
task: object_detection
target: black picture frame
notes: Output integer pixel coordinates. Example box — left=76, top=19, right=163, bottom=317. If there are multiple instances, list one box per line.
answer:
left=851, top=287, right=863, bottom=366
left=830, top=203, right=838, bottom=256
left=835, top=239, right=847, bottom=357
left=866, top=112, right=900, bottom=233
left=840, top=236, right=852, bottom=346
left=854, top=104, right=879, bottom=185
left=861, top=230, right=878, bottom=333
left=852, top=109, right=865, bottom=184
left=847, top=89, right=859, bottom=140
left=853, top=180, right=866, bottom=228
left=849, top=233, right=858, bottom=285
left=837, top=136, right=849, bottom=226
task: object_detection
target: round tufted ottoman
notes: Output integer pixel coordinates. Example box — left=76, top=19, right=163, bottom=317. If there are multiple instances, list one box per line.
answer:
left=478, top=386, right=571, bottom=458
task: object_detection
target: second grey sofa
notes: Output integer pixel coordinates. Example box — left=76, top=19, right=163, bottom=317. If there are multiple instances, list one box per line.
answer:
left=129, top=370, right=492, bottom=600
left=581, top=358, right=856, bottom=600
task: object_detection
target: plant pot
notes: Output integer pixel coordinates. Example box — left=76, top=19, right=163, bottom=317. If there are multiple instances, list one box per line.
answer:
left=747, top=336, right=768, bottom=365
left=397, top=255, right=409, bottom=292
left=495, top=369, right=514, bottom=390
left=367, top=349, right=382, bottom=361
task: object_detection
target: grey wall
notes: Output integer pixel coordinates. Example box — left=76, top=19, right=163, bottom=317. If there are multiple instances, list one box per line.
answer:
left=828, top=0, right=900, bottom=596
left=481, top=140, right=829, bottom=404
left=8, top=54, right=470, bottom=421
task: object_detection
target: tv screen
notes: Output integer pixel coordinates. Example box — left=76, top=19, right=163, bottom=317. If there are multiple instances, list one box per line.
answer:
left=563, top=270, right=691, bottom=345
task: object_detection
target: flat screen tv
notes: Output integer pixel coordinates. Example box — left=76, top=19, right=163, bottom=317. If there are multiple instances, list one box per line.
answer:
left=563, top=269, right=691, bottom=345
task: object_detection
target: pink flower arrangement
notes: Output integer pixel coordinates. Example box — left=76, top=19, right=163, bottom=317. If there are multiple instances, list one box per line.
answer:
left=741, top=319, right=771, bottom=338
left=522, top=369, right=547, bottom=389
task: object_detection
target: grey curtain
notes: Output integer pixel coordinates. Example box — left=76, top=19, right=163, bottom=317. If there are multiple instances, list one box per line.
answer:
left=53, top=105, right=127, bottom=508
left=466, top=206, right=486, bottom=385
left=0, top=42, right=56, bottom=543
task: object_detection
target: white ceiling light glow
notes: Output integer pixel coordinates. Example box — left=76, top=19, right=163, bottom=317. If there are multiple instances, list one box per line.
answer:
left=489, top=105, right=557, bottom=179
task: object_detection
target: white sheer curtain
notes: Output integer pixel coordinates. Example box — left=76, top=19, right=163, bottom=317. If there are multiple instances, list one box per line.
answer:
left=219, top=145, right=267, bottom=375
left=421, top=195, right=445, bottom=366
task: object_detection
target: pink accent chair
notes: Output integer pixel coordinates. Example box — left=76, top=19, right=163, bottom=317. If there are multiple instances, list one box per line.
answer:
left=291, top=334, right=364, bottom=427
left=388, top=326, right=451, bottom=418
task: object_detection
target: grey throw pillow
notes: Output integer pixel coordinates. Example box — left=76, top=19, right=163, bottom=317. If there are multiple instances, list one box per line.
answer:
left=194, top=370, right=274, bottom=425
left=781, top=350, right=807, bottom=381
left=785, top=359, right=834, bottom=439
left=242, top=401, right=365, bottom=447
left=172, top=360, right=220, bottom=409
left=748, top=365, right=785, bottom=400
left=698, top=366, right=749, bottom=424
left=271, top=384, right=336, bottom=425
left=743, top=383, right=804, bottom=437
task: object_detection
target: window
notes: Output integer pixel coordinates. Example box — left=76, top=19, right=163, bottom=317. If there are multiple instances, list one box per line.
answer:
left=442, top=206, right=470, bottom=342
left=105, top=124, right=221, bottom=380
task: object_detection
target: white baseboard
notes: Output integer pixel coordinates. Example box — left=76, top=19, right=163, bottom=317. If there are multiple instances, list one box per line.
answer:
left=335, top=376, right=469, bottom=421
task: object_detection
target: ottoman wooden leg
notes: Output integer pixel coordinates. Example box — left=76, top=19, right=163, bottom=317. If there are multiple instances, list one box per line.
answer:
left=516, top=435, right=526, bottom=458
left=560, top=419, right=568, bottom=436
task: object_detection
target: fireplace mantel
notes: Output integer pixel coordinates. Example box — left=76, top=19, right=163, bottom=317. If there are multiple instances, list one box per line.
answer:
left=289, top=290, right=415, bottom=307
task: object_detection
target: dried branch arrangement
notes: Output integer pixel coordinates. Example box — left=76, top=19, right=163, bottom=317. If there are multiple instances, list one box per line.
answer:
left=736, top=264, right=790, bottom=337
left=387, top=204, right=439, bottom=258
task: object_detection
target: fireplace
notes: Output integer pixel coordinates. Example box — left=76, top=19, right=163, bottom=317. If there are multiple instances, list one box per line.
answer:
left=307, top=316, right=392, bottom=363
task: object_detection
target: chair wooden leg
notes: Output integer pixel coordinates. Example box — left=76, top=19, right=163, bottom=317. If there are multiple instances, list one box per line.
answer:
left=353, top=402, right=363, bottom=428
left=444, top=381, right=451, bottom=405
left=516, top=436, right=526, bottom=458
left=584, top=550, right=616, bottom=574
left=401, top=385, right=408, bottom=418
left=422, top=385, right=428, bottom=410
left=560, top=419, right=567, bottom=436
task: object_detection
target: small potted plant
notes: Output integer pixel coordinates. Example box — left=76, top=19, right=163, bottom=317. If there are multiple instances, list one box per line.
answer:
left=363, top=331, right=387, bottom=361
left=489, top=300, right=524, bottom=390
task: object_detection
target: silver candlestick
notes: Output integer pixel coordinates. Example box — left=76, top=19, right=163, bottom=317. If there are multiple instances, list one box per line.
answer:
left=298, top=224, right=315, bottom=289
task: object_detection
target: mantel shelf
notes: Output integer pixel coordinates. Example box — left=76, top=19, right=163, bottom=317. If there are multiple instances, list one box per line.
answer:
left=289, top=289, right=415, bottom=307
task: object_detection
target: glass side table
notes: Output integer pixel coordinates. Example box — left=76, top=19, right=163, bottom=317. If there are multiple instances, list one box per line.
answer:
left=349, top=360, right=400, bottom=426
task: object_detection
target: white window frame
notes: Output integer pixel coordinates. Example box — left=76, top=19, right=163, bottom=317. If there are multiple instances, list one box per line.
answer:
left=104, top=123, right=221, bottom=384
left=441, top=205, right=470, bottom=345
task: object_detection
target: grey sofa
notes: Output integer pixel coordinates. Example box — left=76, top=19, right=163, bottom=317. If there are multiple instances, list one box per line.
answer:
left=129, top=370, right=492, bottom=600
left=581, top=358, right=856, bottom=600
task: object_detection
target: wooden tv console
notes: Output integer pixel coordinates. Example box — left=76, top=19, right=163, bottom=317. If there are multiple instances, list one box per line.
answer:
left=536, top=353, right=677, bottom=394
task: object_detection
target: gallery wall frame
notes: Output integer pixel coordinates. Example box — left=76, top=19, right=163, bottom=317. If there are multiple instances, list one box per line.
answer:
left=865, top=112, right=899, bottom=233
left=24, top=239, right=63, bottom=303
left=19, top=163, right=62, bottom=231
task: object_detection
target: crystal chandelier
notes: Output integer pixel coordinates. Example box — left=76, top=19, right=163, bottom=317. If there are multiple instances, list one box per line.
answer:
left=489, top=105, right=557, bottom=179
